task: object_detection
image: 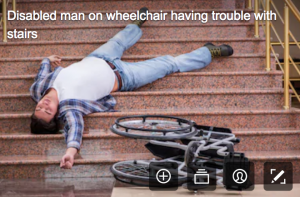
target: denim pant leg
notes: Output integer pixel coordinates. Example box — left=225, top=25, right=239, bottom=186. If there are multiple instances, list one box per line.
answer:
left=174, top=46, right=212, bottom=72
left=87, top=24, right=142, bottom=62
left=116, top=46, right=212, bottom=91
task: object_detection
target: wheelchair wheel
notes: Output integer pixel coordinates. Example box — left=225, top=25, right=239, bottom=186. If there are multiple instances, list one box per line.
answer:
left=114, top=175, right=150, bottom=187
left=184, top=141, right=200, bottom=166
left=110, top=160, right=187, bottom=186
left=110, top=115, right=198, bottom=140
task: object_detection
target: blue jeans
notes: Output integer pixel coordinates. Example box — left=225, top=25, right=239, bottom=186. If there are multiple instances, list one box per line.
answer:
left=87, top=24, right=212, bottom=91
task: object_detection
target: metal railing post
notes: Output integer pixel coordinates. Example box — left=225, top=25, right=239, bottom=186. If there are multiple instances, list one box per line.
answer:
left=2, top=0, right=7, bottom=42
left=254, top=0, right=259, bottom=38
left=12, top=0, right=16, bottom=12
left=283, top=5, right=290, bottom=109
left=265, top=0, right=271, bottom=71
left=248, top=0, right=252, bottom=9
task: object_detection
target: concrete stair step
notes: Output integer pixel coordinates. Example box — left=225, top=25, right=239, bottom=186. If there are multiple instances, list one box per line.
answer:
left=0, top=150, right=299, bottom=184
left=234, top=128, right=300, bottom=151
left=0, top=88, right=287, bottom=113
left=1, top=108, right=300, bottom=134
left=6, top=9, right=255, bottom=27
left=0, top=153, right=155, bottom=179
left=246, top=150, right=300, bottom=184
left=0, top=71, right=283, bottom=94
left=13, top=0, right=246, bottom=12
left=0, top=54, right=276, bottom=76
left=0, top=178, right=114, bottom=197
left=0, top=128, right=299, bottom=156
left=0, top=130, right=148, bottom=156
left=1, top=23, right=261, bottom=42
left=0, top=38, right=265, bottom=58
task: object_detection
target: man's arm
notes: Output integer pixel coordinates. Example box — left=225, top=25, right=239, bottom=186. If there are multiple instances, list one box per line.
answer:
left=30, top=55, right=62, bottom=102
left=60, top=110, right=84, bottom=169
left=34, top=55, right=61, bottom=81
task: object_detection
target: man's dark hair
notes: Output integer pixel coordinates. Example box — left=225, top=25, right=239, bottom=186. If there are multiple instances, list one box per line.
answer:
left=30, top=114, right=60, bottom=134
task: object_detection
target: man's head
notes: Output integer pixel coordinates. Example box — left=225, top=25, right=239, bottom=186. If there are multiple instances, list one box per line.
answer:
left=31, top=89, right=60, bottom=134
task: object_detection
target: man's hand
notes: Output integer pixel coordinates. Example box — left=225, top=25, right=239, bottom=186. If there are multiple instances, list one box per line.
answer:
left=60, top=148, right=78, bottom=169
left=47, top=55, right=61, bottom=67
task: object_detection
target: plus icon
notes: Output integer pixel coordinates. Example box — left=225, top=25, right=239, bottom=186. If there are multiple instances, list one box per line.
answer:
left=156, top=169, right=171, bottom=184
left=159, top=172, right=168, bottom=181
left=149, top=162, right=178, bottom=191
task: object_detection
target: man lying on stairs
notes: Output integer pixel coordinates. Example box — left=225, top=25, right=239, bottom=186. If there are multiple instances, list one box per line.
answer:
left=29, top=7, right=233, bottom=169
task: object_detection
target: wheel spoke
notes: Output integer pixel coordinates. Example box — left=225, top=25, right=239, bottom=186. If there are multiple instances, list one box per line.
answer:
left=112, top=115, right=196, bottom=140
left=116, top=163, right=149, bottom=177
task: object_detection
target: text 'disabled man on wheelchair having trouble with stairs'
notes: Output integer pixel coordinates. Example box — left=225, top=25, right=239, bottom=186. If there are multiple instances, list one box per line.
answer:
left=29, top=7, right=234, bottom=169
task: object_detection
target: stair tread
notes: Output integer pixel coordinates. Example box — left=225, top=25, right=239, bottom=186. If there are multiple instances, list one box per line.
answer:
left=0, top=153, right=155, bottom=165
left=0, top=129, right=117, bottom=139
left=233, top=128, right=300, bottom=135
left=5, top=7, right=253, bottom=13
left=0, top=88, right=287, bottom=98
left=0, top=70, right=283, bottom=79
left=1, top=128, right=299, bottom=139
left=0, top=151, right=299, bottom=164
left=13, top=0, right=248, bottom=11
left=244, top=150, right=300, bottom=160
left=0, top=37, right=266, bottom=46
left=1, top=108, right=300, bottom=118
left=0, top=53, right=270, bottom=63
left=0, top=178, right=114, bottom=193
left=2, top=22, right=256, bottom=30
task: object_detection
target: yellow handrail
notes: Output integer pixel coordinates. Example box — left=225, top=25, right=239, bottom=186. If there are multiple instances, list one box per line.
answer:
left=248, top=0, right=252, bottom=9
left=265, top=0, right=271, bottom=71
left=283, top=5, right=289, bottom=109
left=254, top=0, right=300, bottom=109
left=12, top=0, right=16, bottom=12
left=2, top=0, right=7, bottom=42
left=272, top=42, right=300, bottom=46
left=254, top=0, right=259, bottom=38
left=279, top=62, right=300, bottom=65
left=1, top=0, right=16, bottom=42
left=285, top=0, right=300, bottom=22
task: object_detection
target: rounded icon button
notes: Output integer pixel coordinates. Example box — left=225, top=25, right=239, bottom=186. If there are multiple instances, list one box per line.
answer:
left=156, top=169, right=171, bottom=184
left=232, top=169, right=248, bottom=184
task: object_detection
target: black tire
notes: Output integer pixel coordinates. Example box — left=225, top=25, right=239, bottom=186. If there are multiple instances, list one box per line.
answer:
left=110, top=160, right=187, bottom=186
left=184, top=141, right=200, bottom=166
left=115, top=115, right=194, bottom=132
left=110, top=115, right=198, bottom=140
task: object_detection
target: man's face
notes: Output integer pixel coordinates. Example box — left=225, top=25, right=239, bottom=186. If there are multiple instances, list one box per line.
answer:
left=34, top=96, right=58, bottom=123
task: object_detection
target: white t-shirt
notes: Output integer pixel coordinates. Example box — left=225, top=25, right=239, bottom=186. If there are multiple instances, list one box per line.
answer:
left=52, top=57, right=116, bottom=102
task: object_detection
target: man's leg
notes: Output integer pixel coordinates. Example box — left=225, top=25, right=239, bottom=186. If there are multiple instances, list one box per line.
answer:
left=86, top=7, right=149, bottom=62
left=117, top=46, right=212, bottom=91
left=87, top=24, right=142, bottom=62
left=117, top=43, right=234, bottom=91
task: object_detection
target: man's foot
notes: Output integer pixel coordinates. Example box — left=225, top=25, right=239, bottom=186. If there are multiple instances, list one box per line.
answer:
left=132, top=7, right=149, bottom=27
left=204, top=42, right=234, bottom=58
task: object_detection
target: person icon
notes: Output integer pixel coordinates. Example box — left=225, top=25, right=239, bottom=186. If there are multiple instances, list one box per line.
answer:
left=232, top=169, right=248, bottom=184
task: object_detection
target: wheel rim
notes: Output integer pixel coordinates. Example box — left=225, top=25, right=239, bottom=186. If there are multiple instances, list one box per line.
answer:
left=113, top=161, right=149, bottom=179
left=115, top=115, right=194, bottom=133
left=184, top=141, right=199, bottom=166
left=111, top=115, right=197, bottom=140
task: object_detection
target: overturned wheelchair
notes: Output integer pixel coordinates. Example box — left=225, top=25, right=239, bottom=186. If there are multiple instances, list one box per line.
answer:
left=109, top=115, right=252, bottom=191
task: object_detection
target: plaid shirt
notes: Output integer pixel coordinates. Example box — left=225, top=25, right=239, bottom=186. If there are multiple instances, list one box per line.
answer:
left=30, top=58, right=116, bottom=150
